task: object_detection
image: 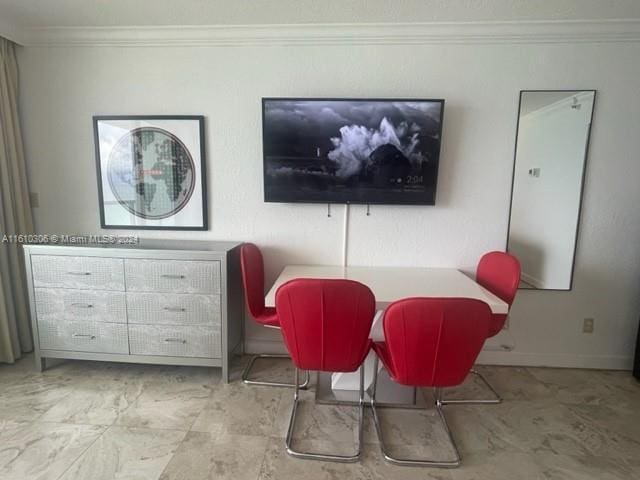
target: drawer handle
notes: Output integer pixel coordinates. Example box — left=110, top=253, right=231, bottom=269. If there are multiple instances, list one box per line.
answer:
left=72, top=333, right=96, bottom=340
left=163, top=306, right=186, bottom=313
left=67, top=271, right=92, bottom=276
left=161, top=274, right=185, bottom=280
left=71, top=302, right=94, bottom=309
left=164, top=338, right=187, bottom=344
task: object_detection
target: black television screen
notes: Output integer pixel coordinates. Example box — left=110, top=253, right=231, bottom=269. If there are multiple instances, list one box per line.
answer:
left=262, top=98, right=444, bottom=205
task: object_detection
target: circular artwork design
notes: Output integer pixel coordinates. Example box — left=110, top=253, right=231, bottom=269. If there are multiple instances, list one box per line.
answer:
left=107, top=127, right=196, bottom=220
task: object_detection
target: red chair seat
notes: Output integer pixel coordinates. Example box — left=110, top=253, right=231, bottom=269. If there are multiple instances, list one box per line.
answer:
left=255, top=307, right=280, bottom=328
left=487, top=313, right=508, bottom=338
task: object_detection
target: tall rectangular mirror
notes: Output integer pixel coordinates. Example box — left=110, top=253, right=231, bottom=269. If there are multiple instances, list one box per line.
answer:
left=507, top=90, right=596, bottom=290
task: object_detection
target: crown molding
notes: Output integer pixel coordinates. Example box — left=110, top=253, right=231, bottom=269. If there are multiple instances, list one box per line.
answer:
left=15, top=19, right=640, bottom=47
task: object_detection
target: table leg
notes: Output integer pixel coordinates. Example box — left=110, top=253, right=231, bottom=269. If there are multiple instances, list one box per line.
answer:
left=315, top=358, right=425, bottom=408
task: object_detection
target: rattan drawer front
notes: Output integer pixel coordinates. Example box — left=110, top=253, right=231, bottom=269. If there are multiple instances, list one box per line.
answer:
left=31, top=255, right=125, bottom=291
left=126, top=293, right=221, bottom=326
left=38, top=319, right=129, bottom=354
left=35, top=288, right=127, bottom=324
left=128, top=325, right=221, bottom=358
left=125, top=259, right=220, bottom=294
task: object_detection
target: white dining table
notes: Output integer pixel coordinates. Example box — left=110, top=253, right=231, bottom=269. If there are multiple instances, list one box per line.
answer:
left=264, top=264, right=509, bottom=405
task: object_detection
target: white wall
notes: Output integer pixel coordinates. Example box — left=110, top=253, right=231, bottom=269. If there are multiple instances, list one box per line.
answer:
left=16, top=37, right=640, bottom=369
left=509, top=92, right=594, bottom=289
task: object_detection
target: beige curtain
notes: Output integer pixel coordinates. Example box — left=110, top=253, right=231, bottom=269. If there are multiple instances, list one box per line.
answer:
left=0, top=37, right=34, bottom=363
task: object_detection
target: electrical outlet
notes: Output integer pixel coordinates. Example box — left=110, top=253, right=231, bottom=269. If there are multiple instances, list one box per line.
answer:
left=583, top=318, right=595, bottom=334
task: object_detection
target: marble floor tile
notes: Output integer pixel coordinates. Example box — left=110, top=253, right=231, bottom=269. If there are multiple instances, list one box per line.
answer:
left=557, top=403, right=640, bottom=460
left=58, top=426, right=185, bottom=480
left=368, top=404, right=459, bottom=462
left=257, top=435, right=372, bottom=480
left=191, top=383, right=283, bottom=436
left=57, top=360, right=221, bottom=390
left=530, top=452, right=639, bottom=480
left=449, top=450, right=639, bottom=480
left=273, top=387, right=381, bottom=446
left=271, top=388, right=370, bottom=447
left=234, top=355, right=307, bottom=386
left=1, top=355, right=638, bottom=479
left=39, top=382, right=144, bottom=426
left=160, top=431, right=269, bottom=480
left=0, top=355, right=38, bottom=378
left=0, top=420, right=105, bottom=480
left=526, top=367, right=640, bottom=408
left=115, top=382, right=212, bottom=430
left=0, top=375, right=74, bottom=422
left=565, top=401, right=640, bottom=444
left=361, top=447, right=453, bottom=480
left=595, top=369, right=640, bottom=394
left=134, top=364, right=222, bottom=388
left=448, top=451, right=546, bottom=480
left=447, top=398, right=640, bottom=460
left=444, top=403, right=524, bottom=455
left=494, top=399, right=607, bottom=456
left=442, top=366, right=553, bottom=402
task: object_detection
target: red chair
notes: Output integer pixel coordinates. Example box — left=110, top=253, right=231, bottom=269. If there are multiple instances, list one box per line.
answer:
left=240, top=243, right=309, bottom=388
left=371, top=297, right=492, bottom=467
left=441, top=251, right=520, bottom=405
left=276, top=278, right=376, bottom=462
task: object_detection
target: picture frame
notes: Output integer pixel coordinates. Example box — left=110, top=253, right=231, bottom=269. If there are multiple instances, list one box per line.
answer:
left=93, top=115, right=208, bottom=230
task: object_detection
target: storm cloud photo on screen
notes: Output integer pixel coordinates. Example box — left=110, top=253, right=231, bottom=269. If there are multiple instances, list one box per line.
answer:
left=262, top=99, right=444, bottom=204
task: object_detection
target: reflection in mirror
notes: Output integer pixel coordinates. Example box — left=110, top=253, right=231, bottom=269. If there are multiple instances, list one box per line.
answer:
left=507, top=90, right=596, bottom=290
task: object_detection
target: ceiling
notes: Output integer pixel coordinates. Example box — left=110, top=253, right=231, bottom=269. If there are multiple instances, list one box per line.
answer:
left=1, top=0, right=640, bottom=28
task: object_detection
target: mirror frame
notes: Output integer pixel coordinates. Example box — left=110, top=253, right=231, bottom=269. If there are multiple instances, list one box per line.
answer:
left=505, top=89, right=597, bottom=291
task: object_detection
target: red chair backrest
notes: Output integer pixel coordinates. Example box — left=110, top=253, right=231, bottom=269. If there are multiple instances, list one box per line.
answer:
left=275, top=278, right=376, bottom=373
left=476, top=251, right=520, bottom=307
left=381, top=298, right=491, bottom=387
left=240, top=243, right=267, bottom=319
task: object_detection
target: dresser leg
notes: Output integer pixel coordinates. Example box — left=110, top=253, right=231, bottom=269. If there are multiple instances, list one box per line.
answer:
left=221, top=363, right=229, bottom=384
left=35, top=355, right=46, bottom=373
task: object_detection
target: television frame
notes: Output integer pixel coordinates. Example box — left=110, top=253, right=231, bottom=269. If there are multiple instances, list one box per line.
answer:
left=261, top=97, right=445, bottom=206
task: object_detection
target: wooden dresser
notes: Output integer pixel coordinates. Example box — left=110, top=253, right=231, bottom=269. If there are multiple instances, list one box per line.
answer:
left=23, top=240, right=243, bottom=382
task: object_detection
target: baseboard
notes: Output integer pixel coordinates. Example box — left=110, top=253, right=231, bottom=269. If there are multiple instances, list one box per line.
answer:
left=244, top=337, right=288, bottom=355
left=476, top=350, right=633, bottom=371
left=246, top=336, right=633, bottom=370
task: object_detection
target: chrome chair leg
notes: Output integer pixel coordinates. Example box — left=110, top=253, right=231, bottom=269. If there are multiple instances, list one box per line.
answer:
left=242, top=354, right=310, bottom=389
left=285, top=366, right=364, bottom=462
left=439, top=369, right=502, bottom=405
left=370, top=356, right=461, bottom=468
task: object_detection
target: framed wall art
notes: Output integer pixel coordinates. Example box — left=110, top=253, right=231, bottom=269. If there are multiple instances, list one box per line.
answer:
left=93, top=115, right=207, bottom=230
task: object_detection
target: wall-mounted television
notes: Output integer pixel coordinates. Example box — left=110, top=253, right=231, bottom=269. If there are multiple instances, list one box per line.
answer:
left=262, top=98, right=444, bottom=205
